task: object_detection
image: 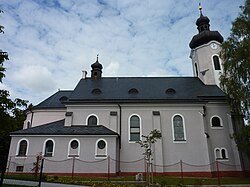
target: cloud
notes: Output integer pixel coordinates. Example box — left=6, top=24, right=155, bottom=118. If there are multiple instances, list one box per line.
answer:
left=12, top=65, right=56, bottom=93
left=0, top=0, right=245, bottom=104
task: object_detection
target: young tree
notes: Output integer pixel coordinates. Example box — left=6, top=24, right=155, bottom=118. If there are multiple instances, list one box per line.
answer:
left=220, top=0, right=250, bottom=159
left=137, top=129, right=162, bottom=186
left=0, top=10, right=28, bottom=186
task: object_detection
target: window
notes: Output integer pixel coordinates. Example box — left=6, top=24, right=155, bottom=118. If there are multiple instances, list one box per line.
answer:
left=88, top=115, right=97, bottom=126
left=215, top=148, right=220, bottom=159
left=211, top=116, right=223, bottom=127
left=128, top=88, right=139, bottom=94
left=129, top=115, right=141, bottom=142
left=44, top=140, right=54, bottom=157
left=68, top=139, right=80, bottom=157
left=16, top=166, right=24, bottom=172
left=172, top=115, right=186, bottom=142
left=213, top=56, right=221, bottom=70
left=195, top=63, right=198, bottom=76
left=95, top=139, right=107, bottom=159
left=17, top=140, right=28, bottom=156
left=214, top=148, right=228, bottom=160
left=27, top=121, right=31, bottom=129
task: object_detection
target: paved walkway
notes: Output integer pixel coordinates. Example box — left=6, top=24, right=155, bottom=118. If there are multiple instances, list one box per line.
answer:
left=3, top=179, right=89, bottom=187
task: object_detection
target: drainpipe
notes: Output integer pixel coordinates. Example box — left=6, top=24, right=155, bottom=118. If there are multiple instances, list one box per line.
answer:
left=118, top=104, right=122, bottom=174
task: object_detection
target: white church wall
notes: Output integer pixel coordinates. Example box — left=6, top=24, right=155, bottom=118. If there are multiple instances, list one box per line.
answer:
left=8, top=135, right=118, bottom=174
left=24, top=109, right=66, bottom=128
left=204, top=103, right=241, bottom=169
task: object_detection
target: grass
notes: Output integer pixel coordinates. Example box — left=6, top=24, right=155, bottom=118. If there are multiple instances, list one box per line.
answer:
left=3, top=173, right=250, bottom=186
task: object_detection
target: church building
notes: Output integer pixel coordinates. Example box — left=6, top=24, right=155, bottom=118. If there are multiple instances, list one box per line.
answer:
left=7, top=10, right=244, bottom=176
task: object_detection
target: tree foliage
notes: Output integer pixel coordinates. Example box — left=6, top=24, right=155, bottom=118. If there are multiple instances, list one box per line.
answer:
left=234, top=125, right=250, bottom=158
left=0, top=10, right=28, bottom=159
left=220, top=0, right=250, bottom=121
left=220, top=0, right=250, bottom=158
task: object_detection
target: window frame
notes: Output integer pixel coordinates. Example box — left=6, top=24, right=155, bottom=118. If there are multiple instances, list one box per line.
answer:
left=43, top=139, right=55, bottom=157
left=67, top=139, right=80, bottom=158
left=210, top=115, right=223, bottom=129
left=95, top=138, right=107, bottom=159
left=16, top=138, right=29, bottom=157
left=86, top=114, right=99, bottom=126
left=214, top=147, right=228, bottom=161
left=172, top=114, right=187, bottom=143
left=128, top=114, right=142, bottom=143
left=212, top=55, right=221, bottom=70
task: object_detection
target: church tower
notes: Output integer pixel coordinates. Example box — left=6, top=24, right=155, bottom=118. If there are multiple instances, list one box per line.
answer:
left=189, top=5, right=224, bottom=87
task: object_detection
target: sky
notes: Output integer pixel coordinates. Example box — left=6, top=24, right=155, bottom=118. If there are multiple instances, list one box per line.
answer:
left=0, top=0, right=245, bottom=105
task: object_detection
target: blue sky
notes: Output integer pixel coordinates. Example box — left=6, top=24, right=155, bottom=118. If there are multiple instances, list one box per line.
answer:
left=0, top=0, right=244, bottom=105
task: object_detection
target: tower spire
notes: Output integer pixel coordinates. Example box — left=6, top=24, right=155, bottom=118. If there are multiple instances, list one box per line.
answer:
left=198, top=3, right=203, bottom=16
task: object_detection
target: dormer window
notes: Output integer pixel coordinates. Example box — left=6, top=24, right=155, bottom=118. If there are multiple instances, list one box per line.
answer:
left=165, top=88, right=176, bottom=94
left=92, top=88, right=102, bottom=95
left=128, top=88, right=139, bottom=94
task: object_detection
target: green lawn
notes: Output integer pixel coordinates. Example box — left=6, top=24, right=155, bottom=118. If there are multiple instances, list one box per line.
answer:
left=3, top=174, right=250, bottom=186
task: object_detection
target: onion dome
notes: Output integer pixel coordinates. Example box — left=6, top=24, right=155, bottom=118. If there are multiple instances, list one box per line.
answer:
left=91, top=55, right=103, bottom=79
left=189, top=5, right=223, bottom=49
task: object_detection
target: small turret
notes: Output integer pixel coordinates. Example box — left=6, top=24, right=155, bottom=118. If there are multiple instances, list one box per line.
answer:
left=91, top=55, right=103, bottom=80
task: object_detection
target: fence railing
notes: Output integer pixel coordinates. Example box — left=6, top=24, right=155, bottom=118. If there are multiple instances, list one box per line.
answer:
left=4, top=155, right=242, bottom=178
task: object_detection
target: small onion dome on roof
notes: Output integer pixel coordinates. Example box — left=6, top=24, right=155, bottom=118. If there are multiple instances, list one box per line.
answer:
left=196, top=14, right=210, bottom=27
left=91, top=55, right=103, bottom=70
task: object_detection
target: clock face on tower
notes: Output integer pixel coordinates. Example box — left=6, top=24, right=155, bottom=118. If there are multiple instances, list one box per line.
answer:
left=210, top=42, right=218, bottom=50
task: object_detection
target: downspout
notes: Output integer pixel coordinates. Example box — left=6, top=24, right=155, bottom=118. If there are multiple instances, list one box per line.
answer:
left=118, top=104, right=122, bottom=174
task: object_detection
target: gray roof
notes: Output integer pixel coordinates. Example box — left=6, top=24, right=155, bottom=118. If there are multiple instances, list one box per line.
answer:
left=34, top=91, right=72, bottom=109
left=10, top=119, right=118, bottom=136
left=33, top=77, right=226, bottom=109
left=67, top=77, right=225, bottom=103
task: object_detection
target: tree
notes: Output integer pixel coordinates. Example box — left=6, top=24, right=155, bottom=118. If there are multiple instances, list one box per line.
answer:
left=137, top=129, right=162, bottom=186
left=220, top=0, right=250, bottom=120
left=220, top=0, right=250, bottom=159
left=0, top=10, right=28, bottom=186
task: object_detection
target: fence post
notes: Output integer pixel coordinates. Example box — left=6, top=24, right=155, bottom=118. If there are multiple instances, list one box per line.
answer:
left=180, top=160, right=184, bottom=185
left=216, top=160, right=221, bottom=186
left=38, top=158, right=44, bottom=187
left=6, top=156, right=11, bottom=175
left=71, top=156, right=75, bottom=180
left=107, top=155, right=110, bottom=181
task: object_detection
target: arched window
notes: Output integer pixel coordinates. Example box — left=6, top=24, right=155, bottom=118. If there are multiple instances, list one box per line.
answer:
left=172, top=115, right=186, bottom=141
left=211, top=116, right=222, bottom=127
left=129, top=115, right=141, bottom=141
left=27, top=121, right=31, bottom=129
left=213, top=56, right=221, bottom=70
left=95, top=139, right=107, bottom=159
left=17, top=140, right=28, bottom=156
left=68, top=139, right=80, bottom=157
left=44, top=140, right=54, bottom=157
left=88, top=115, right=97, bottom=126
left=214, top=148, right=228, bottom=160
left=215, top=148, right=220, bottom=160
left=221, top=148, right=228, bottom=159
